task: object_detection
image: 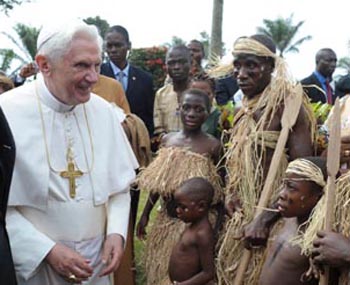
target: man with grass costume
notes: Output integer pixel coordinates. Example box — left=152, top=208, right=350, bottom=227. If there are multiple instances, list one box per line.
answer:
left=211, top=34, right=316, bottom=284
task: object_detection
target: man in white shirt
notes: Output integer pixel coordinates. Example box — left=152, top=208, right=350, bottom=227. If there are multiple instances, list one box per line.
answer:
left=0, top=20, right=138, bottom=285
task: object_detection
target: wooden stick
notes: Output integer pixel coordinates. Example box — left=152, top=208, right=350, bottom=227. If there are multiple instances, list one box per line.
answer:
left=319, top=98, right=341, bottom=285
left=233, top=84, right=303, bottom=285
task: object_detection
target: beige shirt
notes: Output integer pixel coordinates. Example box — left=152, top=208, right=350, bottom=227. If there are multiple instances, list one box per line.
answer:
left=153, top=84, right=182, bottom=135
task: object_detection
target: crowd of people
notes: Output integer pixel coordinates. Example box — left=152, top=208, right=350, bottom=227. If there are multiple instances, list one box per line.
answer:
left=1, top=19, right=350, bottom=285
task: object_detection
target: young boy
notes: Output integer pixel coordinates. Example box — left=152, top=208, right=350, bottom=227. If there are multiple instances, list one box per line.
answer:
left=189, top=75, right=221, bottom=139
left=136, top=88, right=222, bottom=285
left=169, top=177, right=215, bottom=285
left=259, top=157, right=327, bottom=285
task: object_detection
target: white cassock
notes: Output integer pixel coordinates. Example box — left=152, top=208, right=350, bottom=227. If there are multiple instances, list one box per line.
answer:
left=0, top=74, right=139, bottom=285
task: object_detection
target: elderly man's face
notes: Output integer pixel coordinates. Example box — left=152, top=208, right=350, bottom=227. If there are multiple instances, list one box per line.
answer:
left=233, top=54, right=273, bottom=99
left=41, top=35, right=101, bottom=105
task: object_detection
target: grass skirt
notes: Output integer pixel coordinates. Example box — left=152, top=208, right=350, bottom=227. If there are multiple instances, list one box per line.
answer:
left=137, top=147, right=223, bottom=204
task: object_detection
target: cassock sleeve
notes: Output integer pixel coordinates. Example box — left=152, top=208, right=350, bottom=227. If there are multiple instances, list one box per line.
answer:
left=106, top=187, right=131, bottom=244
left=6, top=207, right=55, bottom=280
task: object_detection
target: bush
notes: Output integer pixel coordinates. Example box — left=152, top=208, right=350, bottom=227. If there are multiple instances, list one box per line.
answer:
left=129, top=46, right=167, bottom=90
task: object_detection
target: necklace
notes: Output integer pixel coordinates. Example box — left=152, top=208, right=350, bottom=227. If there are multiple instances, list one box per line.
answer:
left=35, top=82, right=95, bottom=198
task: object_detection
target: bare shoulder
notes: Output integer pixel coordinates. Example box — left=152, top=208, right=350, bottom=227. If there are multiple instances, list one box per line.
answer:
left=195, top=221, right=215, bottom=246
left=204, top=133, right=222, bottom=160
left=161, top=132, right=179, bottom=147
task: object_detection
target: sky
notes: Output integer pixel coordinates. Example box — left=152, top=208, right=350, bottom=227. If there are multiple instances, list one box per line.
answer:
left=1, top=0, right=349, bottom=80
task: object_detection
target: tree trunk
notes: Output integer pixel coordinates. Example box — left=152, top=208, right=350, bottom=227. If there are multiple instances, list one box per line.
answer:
left=209, top=0, right=223, bottom=64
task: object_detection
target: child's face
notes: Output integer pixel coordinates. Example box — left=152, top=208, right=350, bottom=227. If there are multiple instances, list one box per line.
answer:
left=180, top=93, right=208, bottom=131
left=277, top=173, right=321, bottom=219
left=190, top=81, right=214, bottom=103
left=174, top=189, right=203, bottom=223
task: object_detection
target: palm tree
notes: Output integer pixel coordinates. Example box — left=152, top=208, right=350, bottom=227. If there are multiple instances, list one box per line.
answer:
left=0, top=23, right=40, bottom=74
left=209, top=0, right=223, bottom=62
left=256, top=14, right=312, bottom=57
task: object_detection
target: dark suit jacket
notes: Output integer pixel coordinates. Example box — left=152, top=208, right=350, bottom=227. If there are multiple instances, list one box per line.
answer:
left=335, top=74, right=350, bottom=98
left=215, top=76, right=239, bottom=105
left=0, top=108, right=17, bottom=285
left=100, top=61, right=155, bottom=136
left=301, top=73, right=336, bottom=104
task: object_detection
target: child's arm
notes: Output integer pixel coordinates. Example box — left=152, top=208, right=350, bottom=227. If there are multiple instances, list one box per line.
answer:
left=175, top=228, right=215, bottom=285
left=210, top=137, right=222, bottom=166
left=136, top=192, right=159, bottom=240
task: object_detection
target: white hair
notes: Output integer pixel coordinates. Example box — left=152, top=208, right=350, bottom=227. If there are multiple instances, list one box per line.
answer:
left=37, top=20, right=103, bottom=62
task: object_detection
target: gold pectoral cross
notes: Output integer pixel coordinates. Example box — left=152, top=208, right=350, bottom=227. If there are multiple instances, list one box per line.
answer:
left=60, top=161, right=83, bottom=198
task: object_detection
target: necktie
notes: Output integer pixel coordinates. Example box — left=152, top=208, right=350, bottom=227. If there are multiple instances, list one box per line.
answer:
left=325, top=80, right=333, bottom=104
left=117, top=71, right=126, bottom=91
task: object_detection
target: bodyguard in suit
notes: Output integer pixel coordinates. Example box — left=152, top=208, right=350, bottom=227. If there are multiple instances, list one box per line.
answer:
left=215, top=75, right=239, bottom=106
left=101, top=25, right=155, bottom=137
left=300, top=48, right=337, bottom=104
left=0, top=107, right=16, bottom=285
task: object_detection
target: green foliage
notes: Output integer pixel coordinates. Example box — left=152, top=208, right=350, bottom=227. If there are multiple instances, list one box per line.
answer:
left=0, top=0, right=28, bottom=15
left=134, top=190, right=160, bottom=284
left=1, top=23, right=40, bottom=74
left=312, top=102, right=331, bottom=155
left=0, top=49, right=17, bottom=72
left=311, top=102, right=332, bottom=124
left=164, top=35, right=186, bottom=47
left=83, top=16, right=110, bottom=39
left=13, top=23, right=40, bottom=60
left=129, top=46, right=167, bottom=90
left=2, top=23, right=40, bottom=62
left=217, top=100, right=235, bottom=130
left=257, top=14, right=312, bottom=57
left=337, top=57, right=350, bottom=73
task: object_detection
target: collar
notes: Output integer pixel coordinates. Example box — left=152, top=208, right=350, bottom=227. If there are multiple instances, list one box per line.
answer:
left=37, top=73, right=75, bottom=113
left=110, top=61, right=130, bottom=77
left=314, top=71, right=330, bottom=84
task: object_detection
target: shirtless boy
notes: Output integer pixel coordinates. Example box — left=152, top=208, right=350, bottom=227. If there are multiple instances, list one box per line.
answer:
left=169, top=177, right=215, bottom=285
left=259, top=157, right=327, bottom=285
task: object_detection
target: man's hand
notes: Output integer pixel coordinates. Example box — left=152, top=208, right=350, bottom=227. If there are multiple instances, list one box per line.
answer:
left=312, top=230, right=350, bottom=268
left=136, top=214, right=149, bottom=240
left=46, top=243, right=93, bottom=283
left=19, top=62, right=38, bottom=79
left=242, top=216, right=270, bottom=249
left=99, top=233, right=124, bottom=276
